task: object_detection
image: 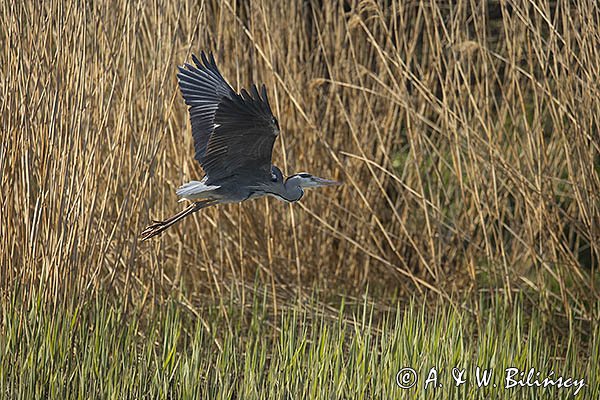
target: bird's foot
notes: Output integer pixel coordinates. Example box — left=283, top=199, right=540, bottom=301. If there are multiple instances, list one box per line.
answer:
left=139, top=220, right=169, bottom=241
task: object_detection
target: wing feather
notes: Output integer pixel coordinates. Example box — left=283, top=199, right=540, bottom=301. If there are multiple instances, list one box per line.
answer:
left=177, top=53, right=279, bottom=184
left=177, top=51, right=235, bottom=164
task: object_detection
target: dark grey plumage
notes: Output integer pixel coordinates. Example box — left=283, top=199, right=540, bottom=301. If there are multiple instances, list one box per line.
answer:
left=177, top=52, right=279, bottom=184
left=177, top=52, right=234, bottom=165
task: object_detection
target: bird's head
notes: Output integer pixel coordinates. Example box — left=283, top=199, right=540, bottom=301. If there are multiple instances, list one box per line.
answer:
left=286, top=172, right=341, bottom=189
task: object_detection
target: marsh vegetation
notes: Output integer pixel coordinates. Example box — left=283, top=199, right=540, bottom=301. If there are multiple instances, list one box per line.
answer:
left=1, top=0, right=598, bottom=398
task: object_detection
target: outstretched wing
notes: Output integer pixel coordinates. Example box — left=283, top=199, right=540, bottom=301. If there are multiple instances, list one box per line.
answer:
left=202, top=84, right=280, bottom=183
left=177, top=52, right=279, bottom=184
left=177, top=52, right=235, bottom=165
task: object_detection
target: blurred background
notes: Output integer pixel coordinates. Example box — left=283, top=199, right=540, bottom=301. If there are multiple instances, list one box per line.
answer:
left=2, top=0, right=599, bottom=318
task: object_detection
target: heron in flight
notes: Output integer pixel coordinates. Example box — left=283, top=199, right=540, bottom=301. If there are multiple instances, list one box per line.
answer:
left=141, top=52, right=340, bottom=240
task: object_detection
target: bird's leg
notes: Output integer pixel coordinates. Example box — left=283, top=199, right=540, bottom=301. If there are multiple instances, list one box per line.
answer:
left=140, top=200, right=216, bottom=241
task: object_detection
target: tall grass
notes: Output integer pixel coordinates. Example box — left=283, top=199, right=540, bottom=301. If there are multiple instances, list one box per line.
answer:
left=1, top=289, right=597, bottom=399
left=1, top=1, right=599, bottom=315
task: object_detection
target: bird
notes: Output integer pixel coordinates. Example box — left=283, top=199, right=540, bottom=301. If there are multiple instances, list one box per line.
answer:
left=140, top=51, right=340, bottom=241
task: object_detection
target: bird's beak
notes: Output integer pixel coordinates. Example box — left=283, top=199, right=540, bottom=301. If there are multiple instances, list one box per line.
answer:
left=312, top=176, right=342, bottom=187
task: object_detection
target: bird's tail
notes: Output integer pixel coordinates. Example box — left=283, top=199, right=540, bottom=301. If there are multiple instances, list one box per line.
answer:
left=140, top=200, right=215, bottom=241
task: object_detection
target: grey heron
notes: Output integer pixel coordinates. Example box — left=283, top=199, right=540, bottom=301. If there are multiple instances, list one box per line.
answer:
left=140, top=52, right=340, bottom=240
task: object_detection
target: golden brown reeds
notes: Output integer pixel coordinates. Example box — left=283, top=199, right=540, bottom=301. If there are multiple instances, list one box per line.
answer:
left=1, top=0, right=598, bottom=318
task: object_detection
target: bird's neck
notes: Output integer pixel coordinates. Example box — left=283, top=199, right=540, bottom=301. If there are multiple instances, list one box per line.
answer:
left=281, top=181, right=304, bottom=202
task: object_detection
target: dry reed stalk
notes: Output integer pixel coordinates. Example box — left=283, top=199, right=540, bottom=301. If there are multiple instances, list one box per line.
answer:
left=1, top=0, right=598, bottom=319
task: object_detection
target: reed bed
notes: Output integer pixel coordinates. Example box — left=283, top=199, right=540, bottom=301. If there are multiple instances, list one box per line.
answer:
left=1, top=0, right=599, bottom=350
left=2, top=1, right=599, bottom=397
